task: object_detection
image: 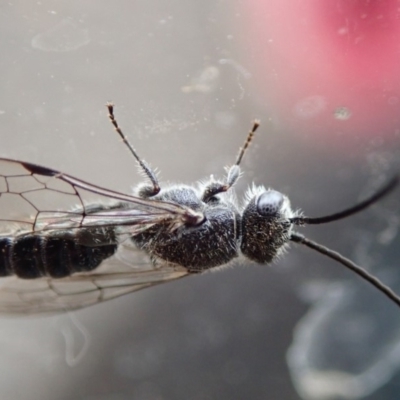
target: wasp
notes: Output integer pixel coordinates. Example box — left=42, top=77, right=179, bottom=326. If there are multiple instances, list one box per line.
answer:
left=0, top=104, right=397, bottom=314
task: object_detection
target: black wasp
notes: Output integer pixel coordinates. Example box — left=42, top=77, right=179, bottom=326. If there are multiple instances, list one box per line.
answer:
left=0, top=103, right=398, bottom=314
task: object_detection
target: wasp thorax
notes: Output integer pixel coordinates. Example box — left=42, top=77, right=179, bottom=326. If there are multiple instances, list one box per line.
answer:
left=240, top=188, right=294, bottom=264
left=132, top=186, right=240, bottom=272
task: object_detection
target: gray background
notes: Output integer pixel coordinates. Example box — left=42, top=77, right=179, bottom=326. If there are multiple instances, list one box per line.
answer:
left=0, top=1, right=400, bottom=400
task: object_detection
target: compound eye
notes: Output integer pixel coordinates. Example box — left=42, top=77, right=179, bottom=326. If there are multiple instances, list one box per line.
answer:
left=256, top=190, right=284, bottom=216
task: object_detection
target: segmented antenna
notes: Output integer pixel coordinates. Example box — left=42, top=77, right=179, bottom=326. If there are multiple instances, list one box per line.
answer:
left=226, top=120, right=260, bottom=188
left=106, top=103, right=160, bottom=196
left=235, top=120, right=260, bottom=167
left=289, top=175, right=400, bottom=307
left=291, top=175, right=399, bottom=225
left=291, top=232, right=400, bottom=308
left=202, top=120, right=260, bottom=202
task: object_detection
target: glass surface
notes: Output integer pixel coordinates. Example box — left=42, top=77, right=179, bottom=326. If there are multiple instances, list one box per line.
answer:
left=0, top=1, right=399, bottom=399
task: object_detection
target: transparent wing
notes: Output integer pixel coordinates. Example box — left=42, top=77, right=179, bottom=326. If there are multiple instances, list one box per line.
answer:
left=0, top=158, right=200, bottom=237
left=0, top=239, right=189, bottom=314
left=0, top=158, right=197, bottom=314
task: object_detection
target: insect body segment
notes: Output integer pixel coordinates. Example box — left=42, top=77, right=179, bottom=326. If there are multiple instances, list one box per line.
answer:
left=241, top=189, right=294, bottom=263
left=0, top=231, right=117, bottom=279
left=133, top=185, right=241, bottom=272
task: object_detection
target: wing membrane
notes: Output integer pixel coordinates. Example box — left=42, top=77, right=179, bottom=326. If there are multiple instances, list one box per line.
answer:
left=0, top=158, right=194, bottom=314
left=0, top=239, right=189, bottom=314
left=0, top=158, right=197, bottom=236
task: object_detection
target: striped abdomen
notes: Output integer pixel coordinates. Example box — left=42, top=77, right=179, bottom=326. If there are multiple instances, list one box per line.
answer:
left=0, top=230, right=118, bottom=279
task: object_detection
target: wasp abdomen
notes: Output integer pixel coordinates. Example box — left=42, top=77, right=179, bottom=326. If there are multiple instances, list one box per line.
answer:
left=0, top=233, right=117, bottom=279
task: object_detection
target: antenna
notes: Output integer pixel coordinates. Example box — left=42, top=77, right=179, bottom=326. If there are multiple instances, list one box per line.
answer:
left=201, top=120, right=260, bottom=202
left=106, top=103, right=160, bottom=196
left=291, top=232, right=400, bottom=307
left=291, top=175, right=399, bottom=225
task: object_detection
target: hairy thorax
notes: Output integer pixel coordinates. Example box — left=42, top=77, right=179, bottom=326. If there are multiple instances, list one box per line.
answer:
left=132, top=186, right=241, bottom=272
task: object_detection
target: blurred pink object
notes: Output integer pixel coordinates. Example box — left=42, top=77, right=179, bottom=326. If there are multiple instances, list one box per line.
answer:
left=242, top=0, right=400, bottom=147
